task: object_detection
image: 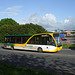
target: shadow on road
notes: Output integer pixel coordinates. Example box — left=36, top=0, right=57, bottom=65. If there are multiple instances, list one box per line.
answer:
left=0, top=53, right=75, bottom=75
left=69, top=47, right=75, bottom=50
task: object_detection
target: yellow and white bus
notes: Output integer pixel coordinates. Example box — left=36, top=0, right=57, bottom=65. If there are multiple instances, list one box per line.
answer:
left=4, top=33, right=62, bottom=52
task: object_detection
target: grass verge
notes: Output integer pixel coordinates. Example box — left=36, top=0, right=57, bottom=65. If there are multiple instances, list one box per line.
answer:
left=0, top=62, right=57, bottom=75
left=63, top=44, right=75, bottom=47
left=0, top=43, right=3, bottom=44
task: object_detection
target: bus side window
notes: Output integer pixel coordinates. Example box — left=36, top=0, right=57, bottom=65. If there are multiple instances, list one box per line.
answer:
left=28, top=35, right=41, bottom=44
left=5, top=37, right=11, bottom=43
left=28, top=35, right=56, bottom=45
left=28, top=36, right=35, bottom=44
left=22, top=36, right=30, bottom=44
left=35, top=37, right=40, bottom=44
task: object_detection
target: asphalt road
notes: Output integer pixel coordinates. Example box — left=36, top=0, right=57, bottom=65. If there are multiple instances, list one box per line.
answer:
left=0, top=45, right=75, bottom=75
left=62, top=37, right=75, bottom=45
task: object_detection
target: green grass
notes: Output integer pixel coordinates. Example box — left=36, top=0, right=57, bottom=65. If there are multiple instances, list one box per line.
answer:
left=0, top=43, right=3, bottom=44
left=63, top=44, right=75, bottom=47
left=0, top=62, right=57, bottom=75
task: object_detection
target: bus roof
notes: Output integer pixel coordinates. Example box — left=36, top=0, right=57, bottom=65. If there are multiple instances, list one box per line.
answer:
left=4, top=33, right=59, bottom=37
left=4, top=34, right=33, bottom=37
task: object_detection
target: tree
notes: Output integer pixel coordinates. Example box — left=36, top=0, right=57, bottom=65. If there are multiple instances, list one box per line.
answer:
left=34, top=24, right=47, bottom=33
left=55, top=30, right=57, bottom=32
left=0, top=18, right=19, bottom=26
left=0, top=19, right=47, bottom=43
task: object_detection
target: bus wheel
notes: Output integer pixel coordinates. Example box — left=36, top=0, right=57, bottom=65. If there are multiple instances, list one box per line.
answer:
left=4, top=44, right=6, bottom=48
left=11, top=46, right=14, bottom=50
left=38, top=47, right=42, bottom=52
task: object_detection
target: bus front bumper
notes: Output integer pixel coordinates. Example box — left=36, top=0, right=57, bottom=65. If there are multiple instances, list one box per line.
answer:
left=43, top=46, right=62, bottom=52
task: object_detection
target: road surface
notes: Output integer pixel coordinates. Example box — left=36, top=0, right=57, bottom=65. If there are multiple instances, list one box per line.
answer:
left=0, top=45, right=75, bottom=75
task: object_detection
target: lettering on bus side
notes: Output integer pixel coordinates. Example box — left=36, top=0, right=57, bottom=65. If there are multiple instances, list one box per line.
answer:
left=25, top=45, right=33, bottom=47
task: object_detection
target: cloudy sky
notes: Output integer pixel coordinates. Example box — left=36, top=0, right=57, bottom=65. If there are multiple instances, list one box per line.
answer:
left=0, top=0, right=75, bottom=31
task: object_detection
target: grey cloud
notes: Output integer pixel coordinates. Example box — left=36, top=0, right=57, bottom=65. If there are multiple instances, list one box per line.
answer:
left=22, top=13, right=75, bottom=31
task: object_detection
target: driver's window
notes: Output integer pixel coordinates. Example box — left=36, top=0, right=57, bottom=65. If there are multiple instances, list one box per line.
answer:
left=47, top=36, right=56, bottom=46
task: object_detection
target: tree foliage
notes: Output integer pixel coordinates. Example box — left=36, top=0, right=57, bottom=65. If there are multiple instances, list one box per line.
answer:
left=0, top=18, right=47, bottom=42
left=0, top=18, right=19, bottom=26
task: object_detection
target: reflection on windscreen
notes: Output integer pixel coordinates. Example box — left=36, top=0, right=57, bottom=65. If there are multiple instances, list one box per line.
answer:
left=54, top=37, right=62, bottom=47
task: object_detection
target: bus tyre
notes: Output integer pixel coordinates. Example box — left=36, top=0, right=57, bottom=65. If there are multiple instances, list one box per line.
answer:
left=38, top=47, right=42, bottom=52
left=11, top=46, right=14, bottom=50
left=4, top=44, right=6, bottom=48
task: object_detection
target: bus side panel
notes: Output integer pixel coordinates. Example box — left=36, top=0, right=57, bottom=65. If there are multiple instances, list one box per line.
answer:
left=14, top=44, right=39, bottom=51
left=14, top=44, right=57, bottom=52
left=25, top=44, right=38, bottom=51
left=25, top=44, right=57, bottom=52
left=25, top=44, right=56, bottom=51
left=41, top=45, right=57, bottom=52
